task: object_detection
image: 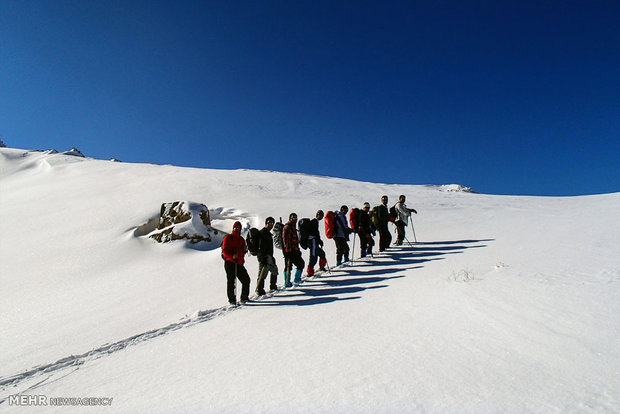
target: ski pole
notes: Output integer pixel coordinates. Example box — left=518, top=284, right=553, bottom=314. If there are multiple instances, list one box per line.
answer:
left=403, top=232, right=413, bottom=246
left=234, top=262, right=238, bottom=299
left=409, top=215, right=418, bottom=243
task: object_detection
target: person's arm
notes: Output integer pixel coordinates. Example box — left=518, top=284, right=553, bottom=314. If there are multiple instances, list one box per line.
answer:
left=396, top=202, right=410, bottom=218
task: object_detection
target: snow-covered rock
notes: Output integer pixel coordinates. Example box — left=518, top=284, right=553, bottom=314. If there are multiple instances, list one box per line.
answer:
left=62, top=147, right=85, bottom=157
left=148, top=201, right=224, bottom=246
left=439, top=184, right=476, bottom=193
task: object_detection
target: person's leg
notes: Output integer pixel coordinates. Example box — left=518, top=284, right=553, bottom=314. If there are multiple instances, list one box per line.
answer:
left=237, top=265, right=251, bottom=302
left=225, top=261, right=237, bottom=304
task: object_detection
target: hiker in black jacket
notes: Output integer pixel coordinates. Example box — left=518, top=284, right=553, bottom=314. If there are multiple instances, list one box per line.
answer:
left=256, top=217, right=279, bottom=295
left=376, top=195, right=392, bottom=252
left=358, top=202, right=375, bottom=257
left=306, top=210, right=327, bottom=276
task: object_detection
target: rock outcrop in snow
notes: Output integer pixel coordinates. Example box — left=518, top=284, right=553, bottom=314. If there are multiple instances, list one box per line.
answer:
left=149, top=201, right=223, bottom=245
left=439, top=184, right=476, bottom=193
left=63, top=147, right=85, bottom=157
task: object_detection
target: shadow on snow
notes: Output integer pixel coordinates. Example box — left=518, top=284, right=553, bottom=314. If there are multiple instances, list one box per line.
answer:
left=0, top=238, right=492, bottom=398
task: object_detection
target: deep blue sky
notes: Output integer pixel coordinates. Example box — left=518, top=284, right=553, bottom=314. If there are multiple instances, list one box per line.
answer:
left=2, top=1, right=619, bottom=195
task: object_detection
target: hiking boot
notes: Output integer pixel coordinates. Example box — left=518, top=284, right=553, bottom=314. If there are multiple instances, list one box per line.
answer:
left=255, top=289, right=266, bottom=296
left=319, top=258, right=327, bottom=270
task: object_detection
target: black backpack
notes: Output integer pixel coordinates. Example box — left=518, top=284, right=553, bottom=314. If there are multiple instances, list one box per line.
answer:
left=298, top=218, right=311, bottom=249
left=273, top=220, right=284, bottom=250
left=246, top=227, right=261, bottom=256
left=389, top=204, right=398, bottom=221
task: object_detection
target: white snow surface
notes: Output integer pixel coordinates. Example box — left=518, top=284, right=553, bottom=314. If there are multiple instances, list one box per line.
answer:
left=0, top=147, right=618, bottom=413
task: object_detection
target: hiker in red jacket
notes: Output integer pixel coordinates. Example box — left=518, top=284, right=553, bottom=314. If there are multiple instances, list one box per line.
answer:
left=282, top=213, right=305, bottom=287
left=222, top=221, right=251, bottom=305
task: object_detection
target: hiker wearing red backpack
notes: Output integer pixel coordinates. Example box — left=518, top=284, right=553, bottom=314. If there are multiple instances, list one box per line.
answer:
left=282, top=213, right=305, bottom=286
left=394, top=195, right=417, bottom=245
left=334, top=205, right=352, bottom=266
left=222, top=221, right=251, bottom=305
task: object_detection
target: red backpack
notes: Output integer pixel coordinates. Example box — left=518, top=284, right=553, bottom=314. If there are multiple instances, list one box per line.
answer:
left=324, top=210, right=335, bottom=239
left=349, top=208, right=360, bottom=232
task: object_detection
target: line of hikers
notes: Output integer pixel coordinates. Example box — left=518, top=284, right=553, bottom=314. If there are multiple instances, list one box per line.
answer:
left=221, top=195, right=417, bottom=305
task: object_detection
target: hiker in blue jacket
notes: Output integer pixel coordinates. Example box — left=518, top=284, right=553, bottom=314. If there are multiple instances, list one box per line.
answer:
left=334, top=205, right=352, bottom=266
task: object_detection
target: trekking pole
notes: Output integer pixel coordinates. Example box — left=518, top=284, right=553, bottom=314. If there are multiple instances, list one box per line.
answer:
left=409, top=215, right=418, bottom=243
left=403, top=232, right=413, bottom=246
left=351, top=233, right=356, bottom=263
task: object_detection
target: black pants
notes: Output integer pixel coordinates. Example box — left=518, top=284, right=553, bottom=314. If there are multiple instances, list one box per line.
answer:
left=359, top=230, right=375, bottom=252
left=334, top=237, right=350, bottom=262
left=395, top=220, right=406, bottom=244
left=378, top=223, right=392, bottom=251
left=284, top=250, right=305, bottom=273
left=224, top=261, right=250, bottom=303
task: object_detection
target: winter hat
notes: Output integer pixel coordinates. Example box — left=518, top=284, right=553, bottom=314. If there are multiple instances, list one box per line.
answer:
left=233, top=221, right=242, bottom=229
left=363, top=202, right=370, bottom=209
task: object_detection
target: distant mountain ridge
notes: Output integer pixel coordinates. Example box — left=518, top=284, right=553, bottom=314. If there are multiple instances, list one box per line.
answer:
left=1, top=147, right=476, bottom=193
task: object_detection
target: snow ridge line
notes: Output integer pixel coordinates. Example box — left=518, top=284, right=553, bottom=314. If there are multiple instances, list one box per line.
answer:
left=0, top=254, right=381, bottom=391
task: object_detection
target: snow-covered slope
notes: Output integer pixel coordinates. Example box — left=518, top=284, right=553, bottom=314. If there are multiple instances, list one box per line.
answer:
left=1, top=148, right=618, bottom=413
